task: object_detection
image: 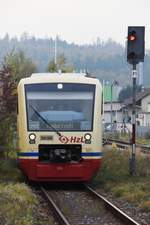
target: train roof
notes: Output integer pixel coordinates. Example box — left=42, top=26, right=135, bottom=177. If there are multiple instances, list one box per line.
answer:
left=18, top=72, right=101, bottom=86
left=31, top=72, right=86, bottom=77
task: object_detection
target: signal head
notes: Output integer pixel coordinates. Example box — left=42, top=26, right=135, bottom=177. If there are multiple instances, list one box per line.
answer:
left=128, top=31, right=136, bottom=41
left=127, top=26, right=145, bottom=64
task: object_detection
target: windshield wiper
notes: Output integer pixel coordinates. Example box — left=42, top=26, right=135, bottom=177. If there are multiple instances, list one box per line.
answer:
left=30, top=105, right=62, bottom=137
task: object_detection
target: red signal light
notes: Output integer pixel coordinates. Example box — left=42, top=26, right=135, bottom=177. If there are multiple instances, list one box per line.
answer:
left=128, top=33, right=136, bottom=41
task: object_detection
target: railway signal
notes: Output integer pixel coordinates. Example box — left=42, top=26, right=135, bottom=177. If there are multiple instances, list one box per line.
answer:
left=127, top=26, right=145, bottom=64
left=127, top=26, right=145, bottom=176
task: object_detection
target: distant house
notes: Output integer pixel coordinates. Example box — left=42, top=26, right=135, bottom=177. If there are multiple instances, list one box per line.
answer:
left=122, top=88, right=150, bottom=126
left=103, top=102, right=123, bottom=124
left=103, top=84, right=123, bottom=124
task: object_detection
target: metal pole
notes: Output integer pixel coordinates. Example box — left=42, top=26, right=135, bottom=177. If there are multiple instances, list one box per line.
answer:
left=139, top=62, right=143, bottom=86
left=102, top=80, right=105, bottom=118
left=130, top=64, right=137, bottom=176
left=102, top=80, right=105, bottom=134
left=55, top=35, right=57, bottom=65
left=111, top=84, right=113, bottom=132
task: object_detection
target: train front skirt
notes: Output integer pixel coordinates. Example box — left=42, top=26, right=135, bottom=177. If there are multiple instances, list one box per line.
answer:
left=18, top=152, right=102, bottom=181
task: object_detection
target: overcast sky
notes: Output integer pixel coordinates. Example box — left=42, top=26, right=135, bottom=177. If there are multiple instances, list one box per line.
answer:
left=0, top=0, right=150, bottom=48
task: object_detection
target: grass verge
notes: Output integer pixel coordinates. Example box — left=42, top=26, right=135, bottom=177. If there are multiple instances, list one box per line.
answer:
left=94, top=148, right=150, bottom=211
left=0, top=159, right=54, bottom=225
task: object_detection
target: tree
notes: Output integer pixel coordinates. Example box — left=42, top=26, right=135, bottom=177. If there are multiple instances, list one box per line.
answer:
left=47, top=54, right=74, bottom=73
left=118, top=85, right=141, bottom=102
left=47, top=60, right=57, bottom=72
left=0, top=65, right=17, bottom=157
left=4, top=50, right=37, bottom=83
left=0, top=51, right=37, bottom=157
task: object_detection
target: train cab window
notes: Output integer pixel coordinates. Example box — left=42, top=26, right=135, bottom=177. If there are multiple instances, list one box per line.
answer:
left=25, top=83, right=95, bottom=131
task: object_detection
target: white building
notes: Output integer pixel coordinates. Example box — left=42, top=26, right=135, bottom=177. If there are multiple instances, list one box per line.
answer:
left=123, top=88, right=150, bottom=126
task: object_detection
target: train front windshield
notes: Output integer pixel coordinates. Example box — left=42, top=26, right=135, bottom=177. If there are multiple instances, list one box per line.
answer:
left=25, top=83, right=95, bottom=131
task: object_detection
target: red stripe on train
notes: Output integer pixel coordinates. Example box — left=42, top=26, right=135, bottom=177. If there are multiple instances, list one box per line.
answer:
left=18, top=158, right=101, bottom=182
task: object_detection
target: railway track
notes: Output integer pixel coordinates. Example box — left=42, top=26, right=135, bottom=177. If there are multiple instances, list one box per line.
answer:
left=103, top=137, right=150, bottom=154
left=85, top=185, right=139, bottom=225
left=40, top=186, right=70, bottom=225
left=40, top=184, right=140, bottom=225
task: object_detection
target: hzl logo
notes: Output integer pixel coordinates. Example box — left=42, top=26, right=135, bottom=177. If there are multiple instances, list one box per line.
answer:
left=59, top=135, right=84, bottom=144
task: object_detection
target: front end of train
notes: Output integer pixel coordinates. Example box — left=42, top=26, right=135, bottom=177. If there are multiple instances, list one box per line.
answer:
left=17, top=73, right=102, bottom=181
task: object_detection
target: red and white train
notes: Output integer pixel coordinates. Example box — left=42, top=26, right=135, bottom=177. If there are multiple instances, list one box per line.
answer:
left=17, top=73, right=102, bottom=181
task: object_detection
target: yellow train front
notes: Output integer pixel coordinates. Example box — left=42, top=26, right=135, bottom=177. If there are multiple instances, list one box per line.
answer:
left=17, top=73, right=102, bottom=181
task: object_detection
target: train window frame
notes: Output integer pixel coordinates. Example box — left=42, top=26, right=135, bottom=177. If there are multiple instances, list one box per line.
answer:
left=24, top=83, right=96, bottom=132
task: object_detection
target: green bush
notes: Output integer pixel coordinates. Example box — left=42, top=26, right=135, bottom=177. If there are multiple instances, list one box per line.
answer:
left=97, top=149, right=130, bottom=183
left=0, top=159, right=23, bottom=182
left=0, top=118, right=17, bottom=158
left=136, top=156, right=150, bottom=177
left=112, top=186, right=125, bottom=197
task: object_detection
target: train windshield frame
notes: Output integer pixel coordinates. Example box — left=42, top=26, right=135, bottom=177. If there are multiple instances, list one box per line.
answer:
left=25, top=83, right=95, bottom=132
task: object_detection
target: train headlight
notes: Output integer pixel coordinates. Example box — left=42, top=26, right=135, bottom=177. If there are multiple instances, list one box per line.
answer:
left=57, top=83, right=63, bottom=89
left=29, top=133, right=36, bottom=141
left=84, top=133, right=91, bottom=141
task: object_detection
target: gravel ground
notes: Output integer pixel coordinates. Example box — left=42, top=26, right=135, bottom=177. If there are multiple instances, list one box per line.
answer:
left=33, top=190, right=59, bottom=225
left=33, top=185, right=149, bottom=225
left=46, top=188, right=124, bottom=225
left=95, top=188, right=150, bottom=225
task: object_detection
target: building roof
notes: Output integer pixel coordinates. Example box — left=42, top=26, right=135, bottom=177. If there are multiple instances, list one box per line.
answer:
left=123, top=88, right=150, bottom=107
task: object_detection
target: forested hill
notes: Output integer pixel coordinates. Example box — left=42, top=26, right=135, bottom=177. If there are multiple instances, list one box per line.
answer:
left=0, top=34, right=150, bottom=86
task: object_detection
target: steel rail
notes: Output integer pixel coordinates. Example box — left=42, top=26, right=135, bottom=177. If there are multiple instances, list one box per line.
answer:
left=103, top=137, right=130, bottom=146
left=85, top=185, right=140, bottom=225
left=40, top=186, right=71, bottom=225
left=103, top=137, right=150, bottom=154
